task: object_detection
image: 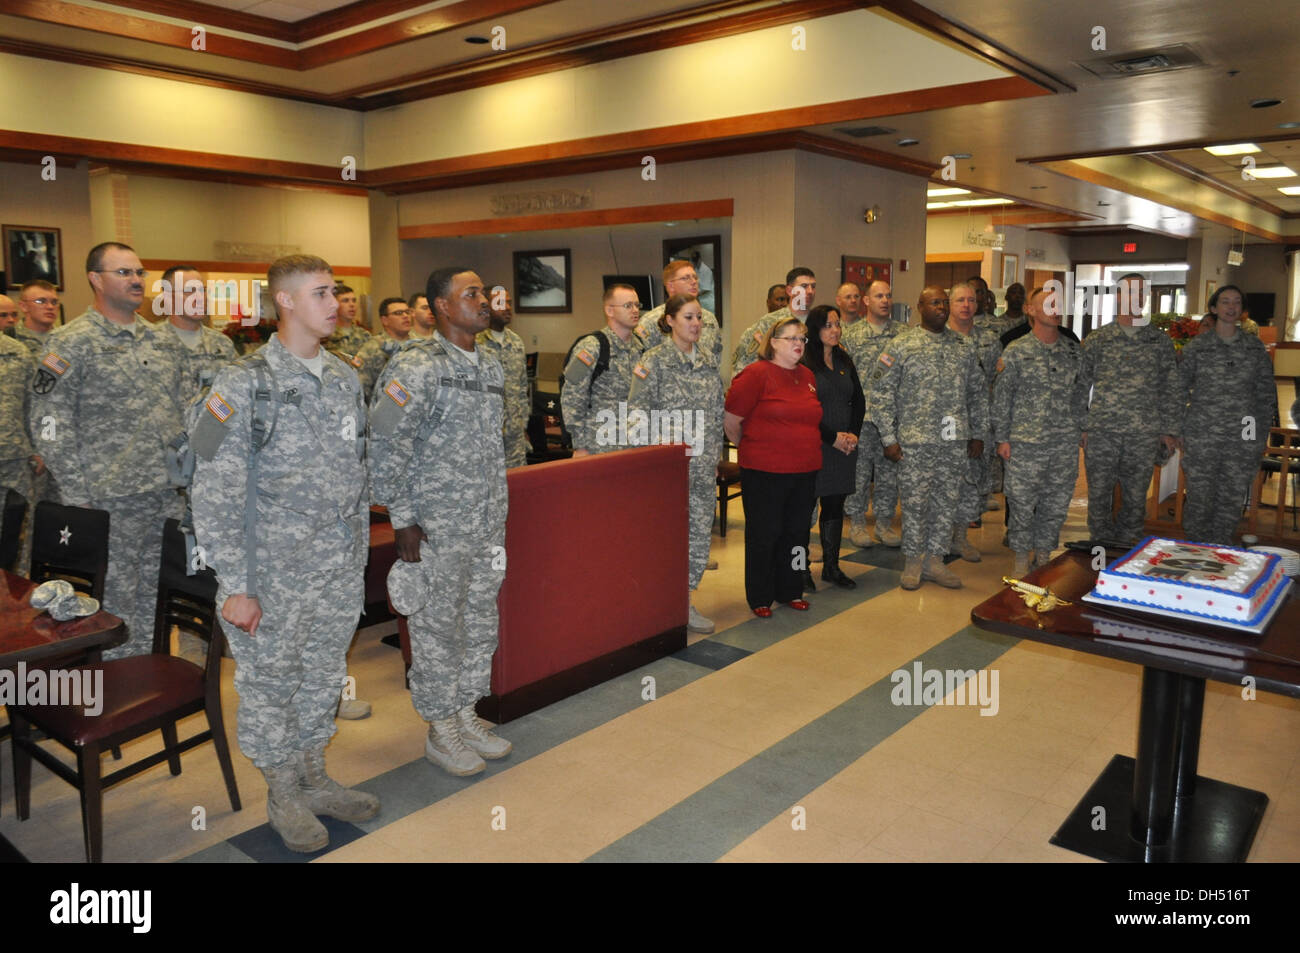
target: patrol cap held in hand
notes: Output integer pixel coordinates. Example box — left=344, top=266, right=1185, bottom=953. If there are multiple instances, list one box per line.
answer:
left=387, top=558, right=431, bottom=616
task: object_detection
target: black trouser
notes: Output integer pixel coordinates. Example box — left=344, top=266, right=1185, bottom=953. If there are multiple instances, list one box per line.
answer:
left=741, top=468, right=818, bottom=608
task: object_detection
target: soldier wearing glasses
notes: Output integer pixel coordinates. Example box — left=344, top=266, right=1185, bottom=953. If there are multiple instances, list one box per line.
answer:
left=635, top=259, right=723, bottom=362
left=561, top=283, right=647, bottom=455
left=29, top=241, right=187, bottom=657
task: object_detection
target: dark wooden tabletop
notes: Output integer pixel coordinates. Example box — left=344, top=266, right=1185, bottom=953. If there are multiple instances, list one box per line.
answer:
left=0, top=570, right=126, bottom=670
left=970, top=551, right=1300, bottom=698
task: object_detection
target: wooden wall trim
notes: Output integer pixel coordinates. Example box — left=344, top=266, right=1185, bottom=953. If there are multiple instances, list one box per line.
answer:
left=87, top=161, right=369, bottom=196
left=1142, top=154, right=1290, bottom=218
left=926, top=252, right=984, bottom=262
left=141, top=258, right=371, bottom=276
left=398, top=200, right=736, bottom=239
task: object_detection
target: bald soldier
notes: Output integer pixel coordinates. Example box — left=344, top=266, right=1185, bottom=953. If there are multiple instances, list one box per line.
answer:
left=0, top=294, right=18, bottom=334
left=843, top=279, right=904, bottom=548
left=834, top=282, right=862, bottom=325
left=867, top=285, right=987, bottom=590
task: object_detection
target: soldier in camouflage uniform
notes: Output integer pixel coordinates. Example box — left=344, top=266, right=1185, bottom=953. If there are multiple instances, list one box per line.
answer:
left=867, top=286, right=988, bottom=590
left=1177, top=284, right=1277, bottom=545
left=29, top=242, right=187, bottom=658
left=152, top=265, right=239, bottom=410
left=1080, top=274, right=1179, bottom=545
left=477, top=287, right=530, bottom=468
left=561, top=283, right=647, bottom=455
left=350, top=296, right=412, bottom=398
left=323, top=283, right=370, bottom=360
left=189, top=254, right=377, bottom=853
left=0, top=294, right=16, bottom=334
left=0, top=332, right=38, bottom=572
left=731, top=268, right=817, bottom=375
left=14, top=281, right=60, bottom=357
left=991, top=288, right=1089, bottom=576
left=369, top=266, right=511, bottom=778
left=627, top=293, right=724, bottom=635
left=842, top=280, right=904, bottom=549
left=635, top=260, right=723, bottom=362
left=946, top=280, right=1002, bottom=562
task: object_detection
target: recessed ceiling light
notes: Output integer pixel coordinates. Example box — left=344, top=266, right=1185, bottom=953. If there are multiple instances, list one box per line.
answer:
left=1250, top=166, right=1297, bottom=178
left=1250, top=98, right=1283, bottom=108
left=1278, top=186, right=1300, bottom=195
left=948, top=198, right=1014, bottom=207
left=927, top=187, right=971, bottom=197
left=896, top=138, right=920, bottom=146
left=1278, top=121, right=1300, bottom=129
left=464, top=35, right=490, bottom=44
left=927, top=202, right=954, bottom=209
left=1030, top=185, right=1047, bottom=190
left=1097, top=201, right=1111, bottom=206
left=1204, top=143, right=1260, bottom=155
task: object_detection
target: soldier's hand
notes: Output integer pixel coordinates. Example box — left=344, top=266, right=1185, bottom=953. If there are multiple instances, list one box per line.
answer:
left=967, top=439, right=984, bottom=458
left=395, top=524, right=427, bottom=562
left=571, top=449, right=590, bottom=458
left=222, top=594, right=262, bottom=637
left=1160, top=434, right=1177, bottom=454
left=1080, top=432, right=1088, bottom=450
left=883, top=443, right=903, bottom=462
left=30, top=454, right=46, bottom=475
left=997, top=442, right=1011, bottom=461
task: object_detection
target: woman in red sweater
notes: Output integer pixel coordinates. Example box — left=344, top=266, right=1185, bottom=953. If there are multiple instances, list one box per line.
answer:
left=724, top=316, right=823, bottom=616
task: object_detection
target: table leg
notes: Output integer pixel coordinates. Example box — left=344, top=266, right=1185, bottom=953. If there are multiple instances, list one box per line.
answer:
left=1174, top=676, right=1206, bottom=800
left=1131, top=667, right=1181, bottom=848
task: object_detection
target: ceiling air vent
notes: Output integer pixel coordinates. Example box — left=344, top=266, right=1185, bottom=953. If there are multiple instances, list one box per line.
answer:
left=1075, top=44, right=1205, bottom=79
left=834, top=125, right=896, bottom=139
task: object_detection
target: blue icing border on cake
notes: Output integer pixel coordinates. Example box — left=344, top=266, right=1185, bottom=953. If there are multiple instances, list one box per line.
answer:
left=1105, top=536, right=1279, bottom=599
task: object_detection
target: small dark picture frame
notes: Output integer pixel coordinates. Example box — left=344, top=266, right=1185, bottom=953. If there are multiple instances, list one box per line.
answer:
left=3, top=225, right=64, bottom=291
left=662, top=234, right=721, bottom=324
left=513, top=249, right=572, bottom=313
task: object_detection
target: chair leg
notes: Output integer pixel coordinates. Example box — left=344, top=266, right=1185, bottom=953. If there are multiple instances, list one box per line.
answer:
left=111, top=745, right=122, bottom=760
left=718, top=488, right=728, bottom=538
left=78, top=743, right=104, bottom=864
left=206, top=706, right=242, bottom=812
left=11, top=714, right=31, bottom=821
left=160, top=722, right=182, bottom=776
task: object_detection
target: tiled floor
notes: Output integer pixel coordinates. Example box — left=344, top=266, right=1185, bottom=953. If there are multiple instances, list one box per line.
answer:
left=3, top=456, right=1298, bottom=863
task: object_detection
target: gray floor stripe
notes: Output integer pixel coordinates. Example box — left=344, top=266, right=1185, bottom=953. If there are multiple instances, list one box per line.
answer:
left=585, top=625, right=1019, bottom=863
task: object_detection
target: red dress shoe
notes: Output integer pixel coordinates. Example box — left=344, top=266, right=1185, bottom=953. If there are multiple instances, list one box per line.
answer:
left=786, top=599, right=810, bottom=611
left=752, top=606, right=773, bottom=618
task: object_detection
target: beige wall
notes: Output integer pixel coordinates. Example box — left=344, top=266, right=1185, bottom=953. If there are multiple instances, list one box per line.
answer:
left=1235, top=244, right=1292, bottom=327
left=1, top=158, right=95, bottom=320
left=925, top=214, right=1072, bottom=282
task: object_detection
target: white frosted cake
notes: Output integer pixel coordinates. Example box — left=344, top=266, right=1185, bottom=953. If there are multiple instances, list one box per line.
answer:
left=1085, top=537, right=1290, bottom=633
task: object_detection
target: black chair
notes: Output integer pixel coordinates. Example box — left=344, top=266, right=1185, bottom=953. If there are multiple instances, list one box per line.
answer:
left=716, top=440, right=742, bottom=538
left=29, top=501, right=110, bottom=602
left=526, top=389, right=573, bottom=463
left=0, top=489, right=27, bottom=572
left=9, top=518, right=241, bottom=862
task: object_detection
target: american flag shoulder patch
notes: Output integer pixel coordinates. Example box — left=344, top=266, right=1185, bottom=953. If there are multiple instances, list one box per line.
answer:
left=633, top=364, right=648, bottom=379
left=575, top=349, right=595, bottom=367
left=206, top=392, right=233, bottom=422
left=878, top=352, right=894, bottom=368
left=384, top=379, right=410, bottom=406
left=42, top=352, right=70, bottom=375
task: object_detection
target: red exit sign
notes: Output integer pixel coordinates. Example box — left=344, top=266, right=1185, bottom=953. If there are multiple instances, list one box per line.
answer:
left=1122, top=241, right=1138, bottom=254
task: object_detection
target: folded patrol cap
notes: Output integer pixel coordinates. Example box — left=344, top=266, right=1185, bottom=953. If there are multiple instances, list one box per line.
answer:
left=387, top=559, right=430, bottom=616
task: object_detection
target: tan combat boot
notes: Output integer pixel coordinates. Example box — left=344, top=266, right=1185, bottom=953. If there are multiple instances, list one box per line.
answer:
left=1031, top=549, right=1054, bottom=570
left=1012, top=551, right=1031, bottom=577
left=426, top=717, right=486, bottom=776
left=299, top=749, right=380, bottom=822
left=922, top=555, right=963, bottom=589
left=848, top=518, right=874, bottom=548
left=951, top=525, right=982, bottom=562
left=457, top=705, right=512, bottom=759
left=876, top=523, right=903, bottom=548
left=263, top=761, right=329, bottom=853
left=900, top=556, right=923, bottom=590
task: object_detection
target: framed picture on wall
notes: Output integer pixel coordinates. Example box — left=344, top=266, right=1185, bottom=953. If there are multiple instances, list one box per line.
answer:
left=1000, top=252, right=1019, bottom=288
left=3, top=225, right=63, bottom=290
left=842, top=256, right=892, bottom=293
left=663, top=235, right=721, bottom=324
left=514, top=249, right=572, bottom=313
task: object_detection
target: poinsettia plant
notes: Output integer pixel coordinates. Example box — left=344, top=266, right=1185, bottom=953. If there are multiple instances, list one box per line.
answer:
left=1150, top=313, right=1202, bottom=350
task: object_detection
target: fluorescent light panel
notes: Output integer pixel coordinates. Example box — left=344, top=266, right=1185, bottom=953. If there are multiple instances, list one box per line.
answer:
left=1204, top=143, right=1261, bottom=155
left=1278, top=185, right=1300, bottom=195
left=1250, top=166, right=1296, bottom=178
left=927, top=187, right=970, bottom=197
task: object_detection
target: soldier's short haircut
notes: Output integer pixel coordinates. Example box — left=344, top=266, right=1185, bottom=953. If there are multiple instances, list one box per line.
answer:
left=837, top=282, right=861, bottom=295
left=407, top=291, right=427, bottom=308
left=967, top=274, right=989, bottom=290
left=767, top=283, right=785, bottom=299
left=427, top=267, right=473, bottom=305
left=662, top=259, right=693, bottom=286
left=950, top=280, right=977, bottom=296
left=334, top=283, right=354, bottom=296
left=378, top=296, right=406, bottom=318
left=603, top=283, right=637, bottom=304
left=158, top=263, right=203, bottom=288
left=86, top=241, right=135, bottom=274
left=20, top=279, right=57, bottom=294
left=268, top=255, right=333, bottom=295
left=786, top=267, right=815, bottom=286
left=1117, top=272, right=1145, bottom=285
left=658, top=293, right=699, bottom=334
left=759, top=316, right=806, bottom=361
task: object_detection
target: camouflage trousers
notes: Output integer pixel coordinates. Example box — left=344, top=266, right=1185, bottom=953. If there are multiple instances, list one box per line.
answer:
left=406, top=530, right=506, bottom=722
left=0, top=458, right=33, bottom=574
left=898, top=442, right=966, bottom=558
left=100, top=489, right=185, bottom=660
left=955, top=433, right=995, bottom=527
left=1181, top=433, right=1264, bottom=545
left=1085, top=429, right=1156, bottom=544
left=687, top=446, right=719, bottom=590
left=217, top=567, right=363, bottom=769
left=1005, top=439, right=1078, bottom=555
left=847, top=421, right=899, bottom=529
left=505, top=427, right=529, bottom=469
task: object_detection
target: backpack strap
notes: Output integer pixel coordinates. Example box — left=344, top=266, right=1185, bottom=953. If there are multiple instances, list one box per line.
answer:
left=240, top=354, right=280, bottom=596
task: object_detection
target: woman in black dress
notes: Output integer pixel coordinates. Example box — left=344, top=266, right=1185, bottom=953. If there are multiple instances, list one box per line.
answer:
left=801, top=305, right=865, bottom=589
